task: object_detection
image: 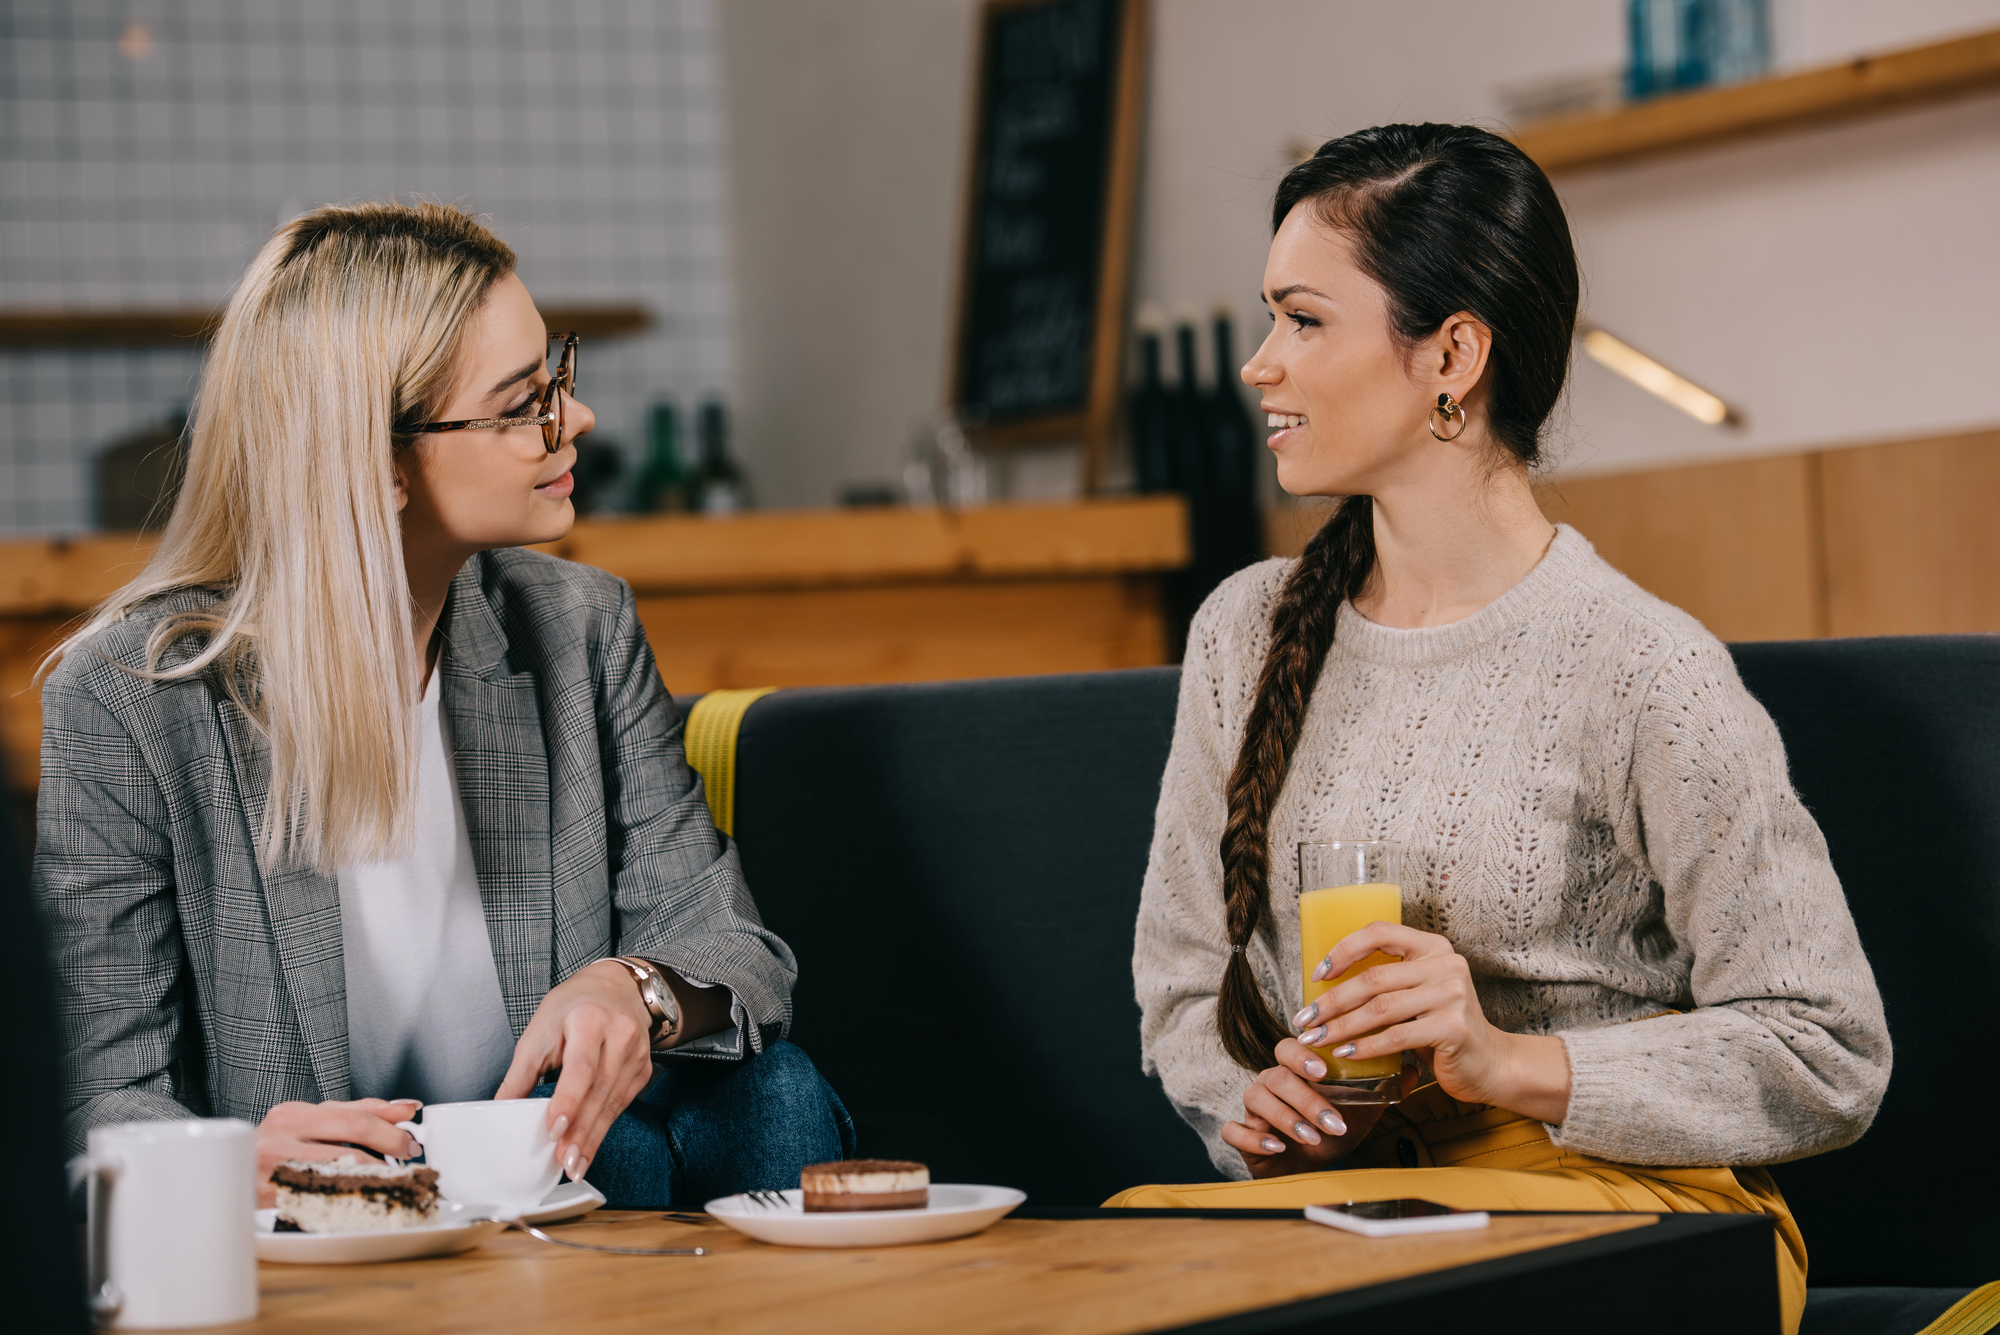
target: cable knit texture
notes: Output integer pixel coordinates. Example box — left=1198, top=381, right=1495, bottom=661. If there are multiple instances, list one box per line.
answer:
left=1134, top=525, right=1890, bottom=1179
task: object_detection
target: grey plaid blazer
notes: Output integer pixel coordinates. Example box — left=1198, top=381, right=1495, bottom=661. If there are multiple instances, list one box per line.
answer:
left=36, top=549, right=796, bottom=1152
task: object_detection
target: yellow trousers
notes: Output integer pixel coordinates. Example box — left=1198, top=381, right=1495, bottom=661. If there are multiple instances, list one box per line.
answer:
left=1105, top=1086, right=1807, bottom=1335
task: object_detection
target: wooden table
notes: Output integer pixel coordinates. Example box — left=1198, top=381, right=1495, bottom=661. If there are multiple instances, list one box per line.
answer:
left=194, top=1208, right=1778, bottom=1335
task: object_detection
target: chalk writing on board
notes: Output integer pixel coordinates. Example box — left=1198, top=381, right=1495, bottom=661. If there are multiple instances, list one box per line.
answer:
left=959, top=0, right=1122, bottom=425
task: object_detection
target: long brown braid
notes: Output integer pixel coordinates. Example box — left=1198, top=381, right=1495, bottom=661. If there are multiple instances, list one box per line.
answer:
left=1215, top=497, right=1377, bottom=1069
left=1212, top=124, right=1578, bottom=1070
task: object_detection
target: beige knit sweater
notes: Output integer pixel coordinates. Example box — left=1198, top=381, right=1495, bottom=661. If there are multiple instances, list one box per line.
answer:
left=1134, top=525, right=1890, bottom=1178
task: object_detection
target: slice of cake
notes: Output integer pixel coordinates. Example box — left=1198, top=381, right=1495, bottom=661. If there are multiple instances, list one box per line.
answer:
left=800, top=1159, right=929, bottom=1212
left=272, top=1155, right=442, bottom=1233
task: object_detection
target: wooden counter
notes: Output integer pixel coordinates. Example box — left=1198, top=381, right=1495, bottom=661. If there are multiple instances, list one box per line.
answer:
left=0, top=497, right=1188, bottom=794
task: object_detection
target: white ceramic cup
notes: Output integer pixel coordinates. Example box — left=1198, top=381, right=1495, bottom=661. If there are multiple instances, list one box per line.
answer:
left=70, top=1118, right=259, bottom=1330
left=397, top=1099, right=561, bottom=1210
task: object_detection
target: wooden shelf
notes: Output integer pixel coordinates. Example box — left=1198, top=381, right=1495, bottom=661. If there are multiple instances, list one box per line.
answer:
left=1515, top=26, right=2000, bottom=174
left=0, top=303, right=652, bottom=350
left=0, top=497, right=1190, bottom=617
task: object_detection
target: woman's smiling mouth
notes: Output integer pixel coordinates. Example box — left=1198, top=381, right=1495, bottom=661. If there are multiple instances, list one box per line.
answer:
left=1264, top=411, right=1307, bottom=447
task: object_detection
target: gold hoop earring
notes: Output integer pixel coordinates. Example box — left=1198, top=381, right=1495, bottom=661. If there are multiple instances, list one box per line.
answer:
left=1429, top=392, right=1467, bottom=442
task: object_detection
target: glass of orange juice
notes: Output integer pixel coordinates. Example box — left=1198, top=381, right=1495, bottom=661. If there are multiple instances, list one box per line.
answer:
left=1298, top=839, right=1407, bottom=1105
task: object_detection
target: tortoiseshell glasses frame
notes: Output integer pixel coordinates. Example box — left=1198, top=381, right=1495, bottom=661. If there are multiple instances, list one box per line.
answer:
left=407, top=332, right=578, bottom=454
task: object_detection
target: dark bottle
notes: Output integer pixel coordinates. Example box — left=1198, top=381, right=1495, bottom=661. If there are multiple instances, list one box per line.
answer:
left=1169, top=318, right=1221, bottom=610
left=691, top=399, right=748, bottom=515
left=1205, top=310, right=1264, bottom=579
left=570, top=437, right=626, bottom=516
left=1169, top=320, right=1209, bottom=503
left=1129, top=328, right=1175, bottom=493
left=636, top=401, right=687, bottom=514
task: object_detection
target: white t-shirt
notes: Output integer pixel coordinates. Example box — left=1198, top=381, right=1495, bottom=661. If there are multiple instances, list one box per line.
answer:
left=338, top=667, right=517, bottom=1106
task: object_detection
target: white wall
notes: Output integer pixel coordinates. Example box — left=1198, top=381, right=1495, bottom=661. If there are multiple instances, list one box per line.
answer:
left=718, top=0, right=2000, bottom=505
left=717, top=0, right=984, bottom=510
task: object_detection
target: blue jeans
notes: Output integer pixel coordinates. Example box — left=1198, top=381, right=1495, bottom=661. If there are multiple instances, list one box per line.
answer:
left=535, top=1040, right=853, bottom=1210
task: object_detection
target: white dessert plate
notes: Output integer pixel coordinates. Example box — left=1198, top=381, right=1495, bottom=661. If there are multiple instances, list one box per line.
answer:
left=255, top=1201, right=507, bottom=1265
left=705, top=1184, right=1026, bottom=1248
left=513, top=1178, right=606, bottom=1225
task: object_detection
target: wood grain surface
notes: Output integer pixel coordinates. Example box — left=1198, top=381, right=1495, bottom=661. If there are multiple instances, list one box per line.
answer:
left=1821, top=427, right=2000, bottom=637
left=0, top=499, right=1188, bottom=618
left=1528, top=427, right=2000, bottom=645
left=1535, top=452, right=1826, bottom=642
left=536, top=497, right=1189, bottom=595
left=638, top=575, right=1167, bottom=695
left=192, top=1211, right=1656, bottom=1335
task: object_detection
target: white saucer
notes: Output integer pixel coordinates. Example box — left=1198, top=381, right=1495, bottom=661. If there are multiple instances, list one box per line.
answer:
left=705, top=1184, right=1025, bottom=1248
left=514, top=1178, right=606, bottom=1225
left=255, top=1201, right=507, bottom=1265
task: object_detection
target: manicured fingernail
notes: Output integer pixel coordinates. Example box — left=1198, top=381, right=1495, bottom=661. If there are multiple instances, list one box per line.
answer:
left=563, top=1148, right=580, bottom=1178
left=550, top=1114, right=569, bottom=1140
left=1261, top=1137, right=1284, bottom=1154
left=1300, top=1026, right=1327, bottom=1046
left=1304, top=1058, right=1327, bottom=1079
left=403, top=1135, right=420, bottom=1158
left=1333, top=1043, right=1358, bottom=1059
left=1318, top=1110, right=1347, bottom=1135
left=1291, top=1120, right=1322, bottom=1146
left=1292, top=1002, right=1318, bottom=1026
left=573, top=1157, right=589, bottom=1180
left=1311, top=958, right=1332, bottom=982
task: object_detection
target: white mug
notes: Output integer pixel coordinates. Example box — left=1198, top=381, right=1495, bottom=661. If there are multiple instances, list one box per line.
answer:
left=70, top=1118, right=259, bottom=1330
left=397, top=1098, right=561, bottom=1210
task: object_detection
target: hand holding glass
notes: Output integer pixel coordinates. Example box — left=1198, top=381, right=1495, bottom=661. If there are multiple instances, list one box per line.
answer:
left=1298, top=839, right=1407, bottom=1105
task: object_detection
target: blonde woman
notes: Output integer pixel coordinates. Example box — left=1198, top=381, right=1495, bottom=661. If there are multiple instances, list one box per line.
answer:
left=36, top=202, right=850, bottom=1209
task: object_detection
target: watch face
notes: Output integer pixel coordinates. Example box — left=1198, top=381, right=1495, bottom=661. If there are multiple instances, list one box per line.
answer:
left=646, top=978, right=676, bottom=1024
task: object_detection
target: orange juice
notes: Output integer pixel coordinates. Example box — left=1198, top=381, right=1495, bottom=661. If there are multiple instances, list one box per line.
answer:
left=1298, top=882, right=1403, bottom=1080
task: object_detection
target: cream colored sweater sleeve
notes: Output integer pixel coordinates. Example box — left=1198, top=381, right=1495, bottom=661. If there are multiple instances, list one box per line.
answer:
left=1553, top=637, right=1893, bottom=1166
left=1132, top=579, right=1274, bottom=1179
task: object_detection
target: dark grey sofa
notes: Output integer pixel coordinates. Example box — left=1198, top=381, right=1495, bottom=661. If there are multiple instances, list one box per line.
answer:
left=722, top=637, right=2000, bottom=1332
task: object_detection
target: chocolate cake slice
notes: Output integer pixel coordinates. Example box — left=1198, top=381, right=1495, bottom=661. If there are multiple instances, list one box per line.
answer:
left=272, top=1155, right=442, bottom=1233
left=800, top=1159, right=929, bottom=1212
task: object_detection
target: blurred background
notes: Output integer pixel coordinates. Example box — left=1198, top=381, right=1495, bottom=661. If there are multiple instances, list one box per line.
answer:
left=4, top=0, right=1999, bottom=804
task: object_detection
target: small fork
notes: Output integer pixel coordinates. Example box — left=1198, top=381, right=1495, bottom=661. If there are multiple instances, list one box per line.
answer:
left=744, top=1189, right=792, bottom=1211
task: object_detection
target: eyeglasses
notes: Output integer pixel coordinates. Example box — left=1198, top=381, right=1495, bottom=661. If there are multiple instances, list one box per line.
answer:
left=406, top=332, right=578, bottom=454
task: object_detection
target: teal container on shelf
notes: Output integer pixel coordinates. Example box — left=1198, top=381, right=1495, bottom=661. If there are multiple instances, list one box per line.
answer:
left=1627, top=0, right=1770, bottom=101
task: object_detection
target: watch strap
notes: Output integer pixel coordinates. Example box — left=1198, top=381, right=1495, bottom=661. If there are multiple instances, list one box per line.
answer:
left=597, top=955, right=681, bottom=1047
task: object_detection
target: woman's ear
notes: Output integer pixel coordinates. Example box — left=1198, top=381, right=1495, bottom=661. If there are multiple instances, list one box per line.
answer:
left=1419, top=311, right=1494, bottom=404
left=391, top=449, right=412, bottom=514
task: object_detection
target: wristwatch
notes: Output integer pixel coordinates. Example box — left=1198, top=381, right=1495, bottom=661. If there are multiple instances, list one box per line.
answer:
left=598, top=956, right=681, bottom=1050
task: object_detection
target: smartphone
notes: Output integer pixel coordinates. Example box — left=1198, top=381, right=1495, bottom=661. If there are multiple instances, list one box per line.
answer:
left=1304, top=1199, right=1491, bottom=1238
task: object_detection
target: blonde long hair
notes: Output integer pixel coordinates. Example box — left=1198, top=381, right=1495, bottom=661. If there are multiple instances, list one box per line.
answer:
left=46, top=202, right=517, bottom=873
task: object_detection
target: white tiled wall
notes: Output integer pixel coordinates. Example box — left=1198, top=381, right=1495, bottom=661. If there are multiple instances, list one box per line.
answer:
left=0, top=0, right=735, bottom=534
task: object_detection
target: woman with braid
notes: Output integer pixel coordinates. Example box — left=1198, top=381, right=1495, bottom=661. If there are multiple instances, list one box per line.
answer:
left=1117, top=125, right=1887, bottom=1331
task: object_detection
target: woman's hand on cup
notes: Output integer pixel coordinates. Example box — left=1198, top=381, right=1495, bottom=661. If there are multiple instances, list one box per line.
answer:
left=495, top=960, right=657, bottom=1183
left=254, top=1098, right=422, bottom=1207
left=1219, top=1038, right=1382, bottom=1178
left=1298, top=922, right=1571, bottom=1121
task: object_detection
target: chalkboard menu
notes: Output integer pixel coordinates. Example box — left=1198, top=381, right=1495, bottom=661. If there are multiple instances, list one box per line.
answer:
left=952, top=0, right=1146, bottom=466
